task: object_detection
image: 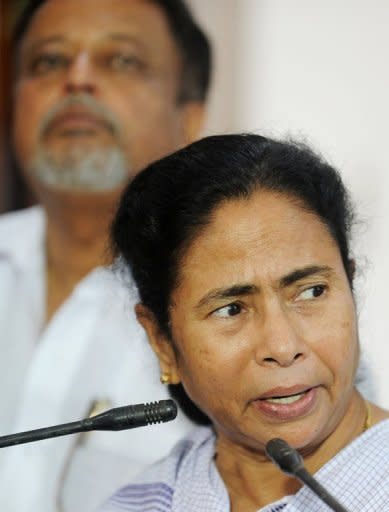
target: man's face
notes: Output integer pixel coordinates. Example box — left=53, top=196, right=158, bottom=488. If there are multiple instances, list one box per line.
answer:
left=13, top=0, right=201, bottom=193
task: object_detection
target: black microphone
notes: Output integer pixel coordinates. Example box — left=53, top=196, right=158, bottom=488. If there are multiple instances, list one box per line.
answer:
left=266, top=438, right=350, bottom=512
left=0, top=399, right=177, bottom=449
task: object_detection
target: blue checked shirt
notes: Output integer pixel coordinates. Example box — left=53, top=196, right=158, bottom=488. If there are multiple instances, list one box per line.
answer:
left=99, top=419, right=389, bottom=511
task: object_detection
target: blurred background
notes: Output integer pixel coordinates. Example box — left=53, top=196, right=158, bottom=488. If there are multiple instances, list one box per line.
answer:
left=1, top=0, right=389, bottom=407
left=1, top=0, right=34, bottom=212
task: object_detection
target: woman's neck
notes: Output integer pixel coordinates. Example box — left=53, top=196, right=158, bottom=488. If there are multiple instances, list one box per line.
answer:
left=214, top=390, right=368, bottom=512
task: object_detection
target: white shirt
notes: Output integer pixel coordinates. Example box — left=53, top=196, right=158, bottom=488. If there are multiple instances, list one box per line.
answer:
left=0, top=206, right=194, bottom=512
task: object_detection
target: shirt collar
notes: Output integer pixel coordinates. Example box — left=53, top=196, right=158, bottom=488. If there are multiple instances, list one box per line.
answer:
left=0, top=205, right=46, bottom=272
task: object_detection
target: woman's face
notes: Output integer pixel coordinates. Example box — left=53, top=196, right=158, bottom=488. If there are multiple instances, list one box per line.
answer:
left=151, top=190, right=359, bottom=452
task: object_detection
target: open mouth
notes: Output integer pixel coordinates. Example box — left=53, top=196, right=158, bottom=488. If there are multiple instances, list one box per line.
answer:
left=262, top=390, right=309, bottom=405
left=253, top=386, right=318, bottom=420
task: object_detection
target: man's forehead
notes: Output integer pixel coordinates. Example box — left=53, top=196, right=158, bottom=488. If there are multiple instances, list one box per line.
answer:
left=22, top=0, right=174, bottom=49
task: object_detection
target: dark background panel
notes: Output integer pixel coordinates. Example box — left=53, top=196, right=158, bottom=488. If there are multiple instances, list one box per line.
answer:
left=1, top=0, right=33, bottom=214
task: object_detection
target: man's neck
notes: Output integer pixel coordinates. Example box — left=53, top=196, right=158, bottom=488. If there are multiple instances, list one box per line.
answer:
left=43, top=192, right=118, bottom=322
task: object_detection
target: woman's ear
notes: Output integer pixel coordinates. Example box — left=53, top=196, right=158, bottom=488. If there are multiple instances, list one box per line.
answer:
left=135, top=303, right=181, bottom=384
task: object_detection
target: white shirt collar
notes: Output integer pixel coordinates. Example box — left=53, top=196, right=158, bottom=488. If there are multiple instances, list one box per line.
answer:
left=0, top=205, right=46, bottom=272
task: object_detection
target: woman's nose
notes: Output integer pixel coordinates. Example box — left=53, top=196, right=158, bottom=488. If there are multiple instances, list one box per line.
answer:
left=254, top=301, right=306, bottom=368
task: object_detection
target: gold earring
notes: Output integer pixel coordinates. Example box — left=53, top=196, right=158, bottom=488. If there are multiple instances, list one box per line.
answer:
left=160, top=373, right=171, bottom=385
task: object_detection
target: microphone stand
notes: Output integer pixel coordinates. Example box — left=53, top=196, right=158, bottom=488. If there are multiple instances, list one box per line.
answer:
left=0, top=400, right=177, bottom=448
left=266, top=438, right=350, bottom=512
left=292, top=466, right=349, bottom=512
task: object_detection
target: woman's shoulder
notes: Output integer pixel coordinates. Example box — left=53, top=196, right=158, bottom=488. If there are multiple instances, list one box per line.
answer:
left=295, top=415, right=389, bottom=511
left=98, top=426, right=216, bottom=512
left=345, top=405, right=389, bottom=461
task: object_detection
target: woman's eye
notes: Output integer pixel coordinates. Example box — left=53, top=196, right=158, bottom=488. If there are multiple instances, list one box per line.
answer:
left=298, top=285, right=326, bottom=301
left=213, top=303, right=242, bottom=318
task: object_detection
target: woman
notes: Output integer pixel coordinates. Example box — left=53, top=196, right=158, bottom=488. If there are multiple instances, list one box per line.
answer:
left=100, top=134, right=389, bottom=511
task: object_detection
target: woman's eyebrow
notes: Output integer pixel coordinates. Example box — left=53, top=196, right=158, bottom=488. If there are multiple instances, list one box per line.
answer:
left=195, top=266, right=333, bottom=310
left=279, top=265, right=333, bottom=287
left=195, top=284, right=258, bottom=309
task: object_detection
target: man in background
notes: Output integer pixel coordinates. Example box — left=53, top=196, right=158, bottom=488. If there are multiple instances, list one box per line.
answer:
left=0, top=0, right=211, bottom=510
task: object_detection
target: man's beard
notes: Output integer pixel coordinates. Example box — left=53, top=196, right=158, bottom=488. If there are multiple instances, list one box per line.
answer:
left=29, top=93, right=130, bottom=192
left=31, top=144, right=129, bottom=192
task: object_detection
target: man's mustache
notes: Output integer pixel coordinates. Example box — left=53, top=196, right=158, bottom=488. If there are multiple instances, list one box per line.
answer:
left=39, top=94, right=122, bottom=140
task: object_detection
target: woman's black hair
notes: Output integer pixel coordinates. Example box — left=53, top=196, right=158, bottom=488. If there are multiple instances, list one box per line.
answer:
left=112, top=133, right=355, bottom=424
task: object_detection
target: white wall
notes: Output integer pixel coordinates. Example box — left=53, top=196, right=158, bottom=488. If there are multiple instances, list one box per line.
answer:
left=191, top=0, right=389, bottom=408
left=187, top=0, right=238, bottom=134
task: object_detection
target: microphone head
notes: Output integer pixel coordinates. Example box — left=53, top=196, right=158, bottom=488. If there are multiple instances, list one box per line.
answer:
left=146, top=399, right=178, bottom=423
left=265, top=438, right=304, bottom=476
left=86, top=399, right=178, bottom=431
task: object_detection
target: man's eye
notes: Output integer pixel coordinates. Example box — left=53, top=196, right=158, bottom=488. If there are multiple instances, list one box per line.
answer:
left=298, top=285, right=326, bottom=301
left=108, top=53, right=143, bottom=71
left=30, top=54, right=69, bottom=75
left=213, top=303, right=242, bottom=318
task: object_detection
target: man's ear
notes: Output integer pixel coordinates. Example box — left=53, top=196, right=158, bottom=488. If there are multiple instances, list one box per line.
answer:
left=181, top=101, right=206, bottom=144
left=135, top=303, right=181, bottom=384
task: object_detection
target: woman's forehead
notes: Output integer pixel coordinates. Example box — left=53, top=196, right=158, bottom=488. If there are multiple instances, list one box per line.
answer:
left=175, top=190, right=341, bottom=288
left=184, top=191, right=324, bottom=251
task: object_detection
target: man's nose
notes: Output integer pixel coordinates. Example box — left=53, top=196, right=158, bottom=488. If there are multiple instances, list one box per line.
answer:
left=254, top=301, right=306, bottom=368
left=64, top=52, right=96, bottom=95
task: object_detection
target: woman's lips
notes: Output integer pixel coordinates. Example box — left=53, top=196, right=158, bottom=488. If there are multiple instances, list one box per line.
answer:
left=252, top=386, right=318, bottom=420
